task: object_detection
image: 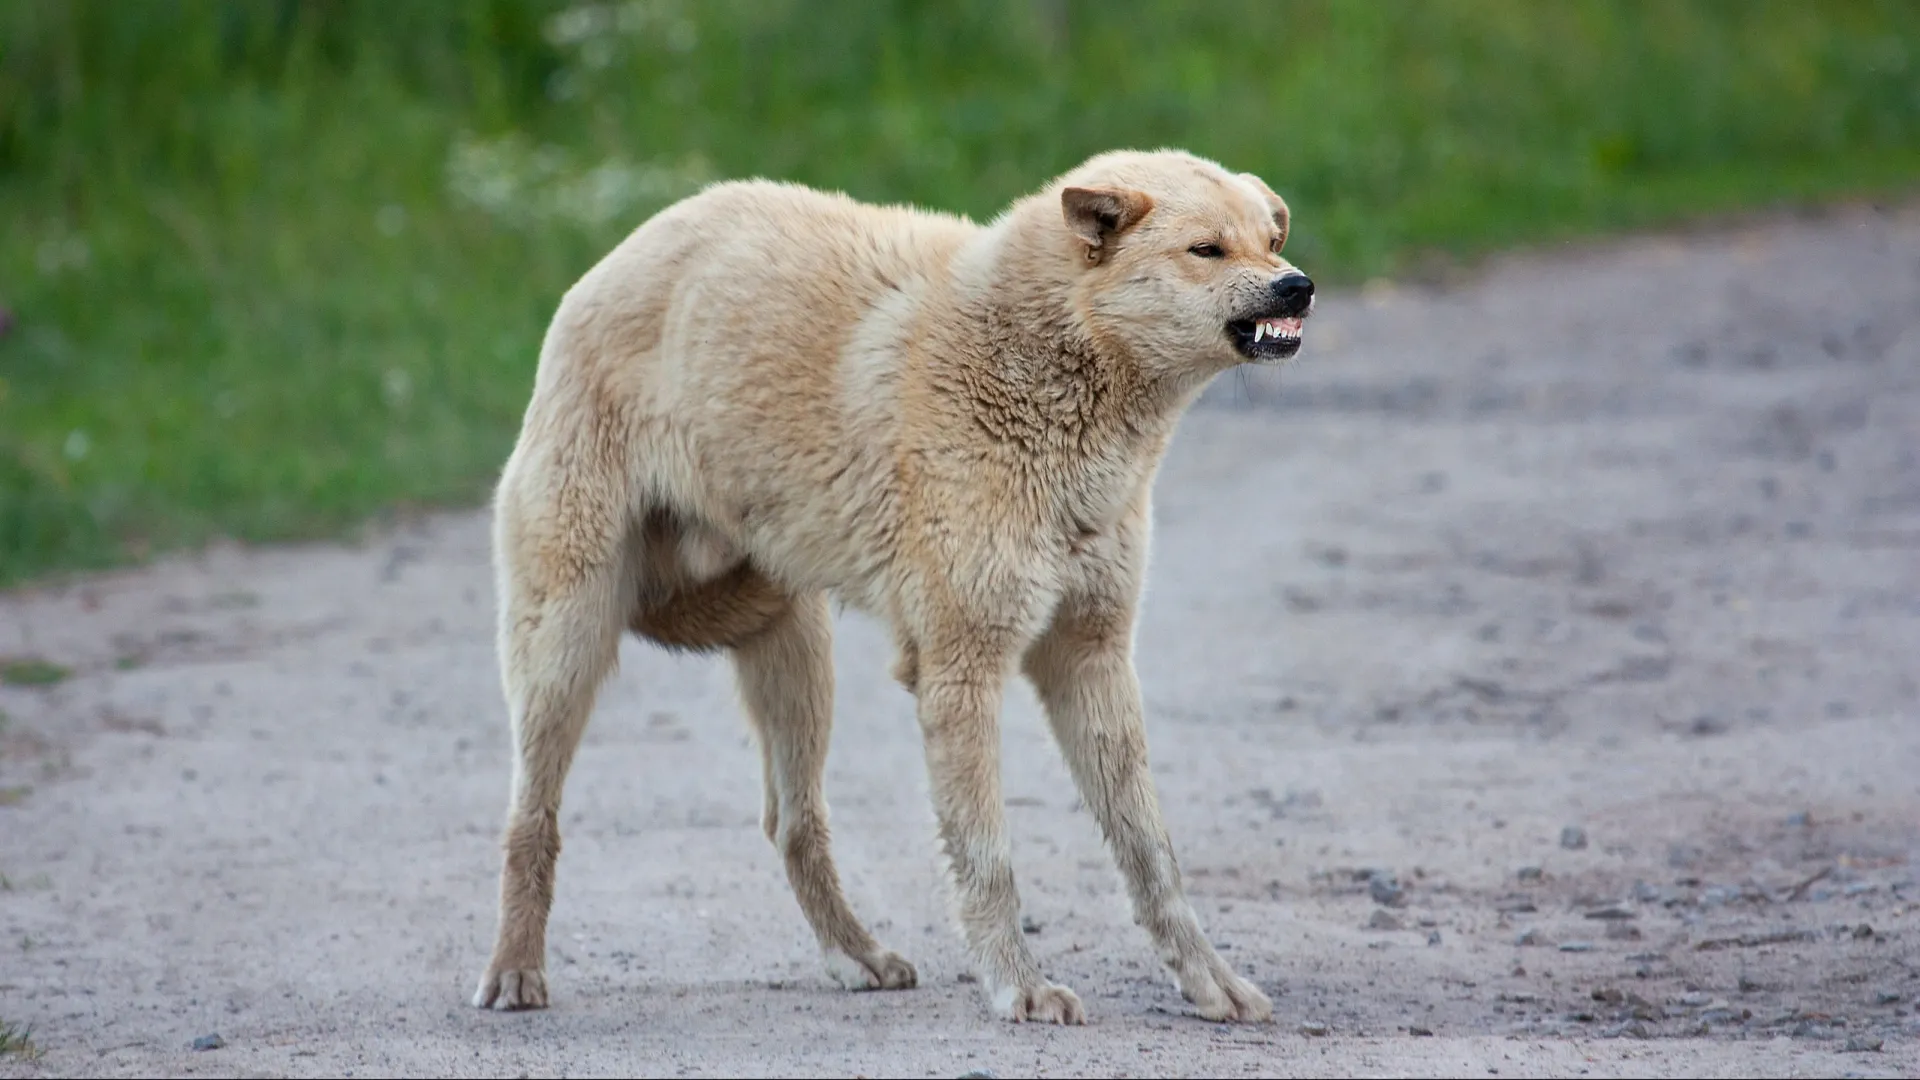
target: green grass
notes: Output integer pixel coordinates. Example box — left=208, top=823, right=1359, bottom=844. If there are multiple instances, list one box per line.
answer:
left=0, top=658, right=71, bottom=687
left=0, top=1019, right=39, bottom=1059
left=2, top=0, right=1918, bottom=586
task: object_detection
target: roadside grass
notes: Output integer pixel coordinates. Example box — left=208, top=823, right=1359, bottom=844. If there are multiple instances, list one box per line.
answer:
left=2, top=0, right=1917, bottom=586
left=0, top=1019, right=40, bottom=1061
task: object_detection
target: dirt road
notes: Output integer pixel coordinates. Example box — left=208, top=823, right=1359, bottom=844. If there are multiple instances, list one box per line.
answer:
left=3, top=206, right=1917, bottom=1078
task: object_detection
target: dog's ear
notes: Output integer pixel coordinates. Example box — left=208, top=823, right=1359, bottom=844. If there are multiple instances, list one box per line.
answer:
left=1240, top=172, right=1290, bottom=252
left=1062, top=185, right=1154, bottom=263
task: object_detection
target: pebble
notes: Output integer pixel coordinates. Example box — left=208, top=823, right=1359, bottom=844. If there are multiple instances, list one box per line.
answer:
left=957, top=1071, right=998, bottom=1079
left=1516, top=866, right=1544, bottom=883
left=1874, top=990, right=1902, bottom=1005
left=1786, top=810, right=1813, bottom=827
left=190, top=1034, right=225, bottom=1051
left=1604, top=923, right=1642, bottom=941
left=1300, top=1021, right=1329, bottom=1037
left=1020, top=915, right=1042, bottom=934
left=1853, top=923, right=1875, bottom=939
left=1687, top=714, right=1726, bottom=736
left=1369, top=875, right=1407, bottom=907
left=1367, top=910, right=1404, bottom=931
left=1515, top=928, right=1549, bottom=947
left=1408, top=1025, right=1434, bottom=1036
left=1560, top=825, right=1589, bottom=850
left=1584, top=904, right=1636, bottom=920
left=1427, top=930, right=1443, bottom=946
left=1559, top=941, right=1594, bottom=953
left=1843, top=1035, right=1884, bottom=1053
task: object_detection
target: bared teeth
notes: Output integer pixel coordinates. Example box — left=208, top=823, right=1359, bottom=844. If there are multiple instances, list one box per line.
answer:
left=1247, top=316, right=1306, bottom=349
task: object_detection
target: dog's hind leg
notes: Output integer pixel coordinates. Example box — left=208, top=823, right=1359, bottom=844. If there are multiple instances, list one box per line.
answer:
left=473, top=444, right=630, bottom=1011
left=731, top=589, right=917, bottom=991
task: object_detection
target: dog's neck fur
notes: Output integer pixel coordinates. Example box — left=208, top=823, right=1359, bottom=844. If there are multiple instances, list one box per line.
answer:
left=932, top=196, right=1208, bottom=463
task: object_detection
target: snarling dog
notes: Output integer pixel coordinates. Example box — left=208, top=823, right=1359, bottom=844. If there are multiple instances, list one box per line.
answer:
left=474, top=149, right=1314, bottom=1024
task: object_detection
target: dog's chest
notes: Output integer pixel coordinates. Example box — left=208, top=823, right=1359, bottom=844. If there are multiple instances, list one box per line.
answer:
left=1049, top=446, right=1150, bottom=553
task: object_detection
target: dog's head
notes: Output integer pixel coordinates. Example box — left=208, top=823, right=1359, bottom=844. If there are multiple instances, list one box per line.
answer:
left=1049, top=150, right=1313, bottom=376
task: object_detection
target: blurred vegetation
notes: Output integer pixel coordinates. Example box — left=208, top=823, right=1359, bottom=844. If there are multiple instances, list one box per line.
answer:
left=2, top=0, right=1918, bottom=586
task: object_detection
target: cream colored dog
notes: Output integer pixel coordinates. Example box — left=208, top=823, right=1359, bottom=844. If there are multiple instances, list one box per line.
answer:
left=473, top=148, right=1314, bottom=1024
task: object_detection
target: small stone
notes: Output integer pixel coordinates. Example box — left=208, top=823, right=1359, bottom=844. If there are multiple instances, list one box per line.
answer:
left=1786, top=810, right=1812, bottom=827
left=1585, top=904, right=1636, bottom=920
left=1688, top=714, right=1726, bottom=736
left=1427, top=930, right=1443, bottom=946
left=1624, top=1021, right=1652, bottom=1039
left=1604, top=923, right=1642, bottom=941
left=1678, top=991, right=1711, bottom=1007
left=1367, top=909, right=1404, bottom=931
left=1591, top=987, right=1625, bottom=1004
left=1874, top=990, right=1902, bottom=1005
left=1408, top=1025, right=1434, bottom=1036
left=957, top=1071, right=998, bottom=1079
left=1632, top=880, right=1662, bottom=903
left=1790, top=1019, right=1832, bottom=1039
left=1738, top=976, right=1765, bottom=993
left=1020, top=914, right=1042, bottom=934
left=1560, top=826, right=1589, bottom=850
left=1843, top=1035, right=1883, bottom=1053
left=190, top=1034, right=225, bottom=1051
left=1300, top=1021, right=1329, bottom=1037
left=1516, top=866, right=1544, bottom=883
left=1852, top=923, right=1875, bottom=939
left=1515, top=927, right=1549, bottom=947
left=1559, top=941, right=1594, bottom=952
left=1369, top=875, right=1407, bottom=907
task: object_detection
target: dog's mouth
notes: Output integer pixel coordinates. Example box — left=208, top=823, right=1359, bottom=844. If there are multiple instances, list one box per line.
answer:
left=1228, top=314, right=1306, bottom=362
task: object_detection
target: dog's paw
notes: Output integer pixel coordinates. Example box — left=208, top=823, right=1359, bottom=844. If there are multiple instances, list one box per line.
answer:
left=1180, top=963, right=1272, bottom=1023
left=992, top=981, right=1087, bottom=1024
left=473, top=966, right=549, bottom=1010
left=825, top=947, right=919, bottom=991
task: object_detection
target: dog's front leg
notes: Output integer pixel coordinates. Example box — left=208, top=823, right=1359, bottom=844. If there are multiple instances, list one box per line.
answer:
left=1023, top=604, right=1274, bottom=1023
left=915, top=634, right=1086, bottom=1024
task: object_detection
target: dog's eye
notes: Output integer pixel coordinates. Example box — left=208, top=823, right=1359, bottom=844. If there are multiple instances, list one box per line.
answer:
left=1188, top=242, right=1225, bottom=259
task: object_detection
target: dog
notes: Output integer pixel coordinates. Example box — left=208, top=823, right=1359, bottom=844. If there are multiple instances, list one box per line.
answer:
left=473, top=148, right=1313, bottom=1024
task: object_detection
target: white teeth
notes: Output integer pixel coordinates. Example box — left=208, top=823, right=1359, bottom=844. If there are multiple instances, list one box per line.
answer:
left=1254, top=323, right=1267, bottom=342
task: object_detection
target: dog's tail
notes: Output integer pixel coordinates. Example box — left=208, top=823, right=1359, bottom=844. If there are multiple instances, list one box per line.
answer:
left=629, top=562, right=790, bottom=652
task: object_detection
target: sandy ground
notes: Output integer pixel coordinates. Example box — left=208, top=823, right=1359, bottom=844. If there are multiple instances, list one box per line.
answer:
left=3, top=206, right=1919, bottom=1079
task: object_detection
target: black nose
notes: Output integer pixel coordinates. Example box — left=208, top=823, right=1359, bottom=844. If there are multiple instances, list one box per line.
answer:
left=1272, top=273, right=1314, bottom=315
